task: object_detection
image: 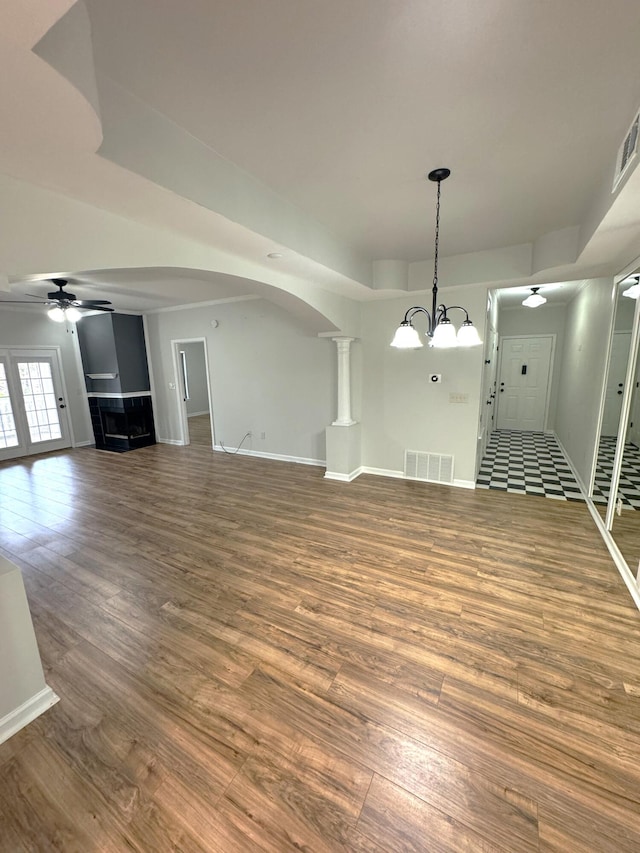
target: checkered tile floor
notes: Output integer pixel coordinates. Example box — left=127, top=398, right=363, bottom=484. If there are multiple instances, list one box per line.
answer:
left=476, top=430, right=583, bottom=501
left=593, top=436, right=640, bottom=509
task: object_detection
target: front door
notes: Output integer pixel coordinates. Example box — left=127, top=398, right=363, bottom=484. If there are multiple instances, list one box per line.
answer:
left=0, top=348, right=72, bottom=461
left=496, top=336, right=554, bottom=432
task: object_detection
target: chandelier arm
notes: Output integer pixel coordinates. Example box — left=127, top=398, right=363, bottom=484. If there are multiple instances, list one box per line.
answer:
left=403, top=305, right=434, bottom=336
left=440, top=305, right=471, bottom=322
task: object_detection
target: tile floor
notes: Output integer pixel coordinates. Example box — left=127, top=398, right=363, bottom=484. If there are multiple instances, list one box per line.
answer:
left=476, top=430, right=583, bottom=501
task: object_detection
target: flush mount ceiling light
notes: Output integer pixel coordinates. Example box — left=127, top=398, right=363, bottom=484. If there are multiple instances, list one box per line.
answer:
left=522, top=287, right=547, bottom=308
left=390, top=169, right=482, bottom=350
left=623, top=276, right=640, bottom=299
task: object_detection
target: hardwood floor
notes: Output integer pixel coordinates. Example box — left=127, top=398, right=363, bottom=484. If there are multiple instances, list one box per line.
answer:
left=187, top=414, right=212, bottom=447
left=1, top=442, right=640, bottom=851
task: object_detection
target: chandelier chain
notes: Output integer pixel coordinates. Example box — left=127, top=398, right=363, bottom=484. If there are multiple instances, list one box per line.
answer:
left=433, top=178, right=441, bottom=290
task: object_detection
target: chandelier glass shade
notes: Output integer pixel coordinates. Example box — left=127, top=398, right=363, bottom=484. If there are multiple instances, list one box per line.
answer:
left=390, top=168, right=482, bottom=349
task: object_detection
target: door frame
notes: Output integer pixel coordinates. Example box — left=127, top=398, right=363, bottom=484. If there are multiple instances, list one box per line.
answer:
left=170, top=337, right=214, bottom=447
left=495, top=334, right=556, bottom=432
left=0, top=345, right=74, bottom=460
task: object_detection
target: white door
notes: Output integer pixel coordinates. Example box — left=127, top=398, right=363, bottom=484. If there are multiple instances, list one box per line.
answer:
left=0, top=348, right=72, bottom=461
left=496, top=336, right=554, bottom=431
left=601, top=331, right=632, bottom=437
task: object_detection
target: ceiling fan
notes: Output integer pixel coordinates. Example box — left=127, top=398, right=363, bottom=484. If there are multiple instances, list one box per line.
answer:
left=9, top=278, right=114, bottom=322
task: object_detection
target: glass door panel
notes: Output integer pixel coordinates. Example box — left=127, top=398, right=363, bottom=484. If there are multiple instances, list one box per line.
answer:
left=18, top=361, right=63, bottom=444
left=0, top=349, right=71, bottom=461
left=0, top=360, right=19, bottom=449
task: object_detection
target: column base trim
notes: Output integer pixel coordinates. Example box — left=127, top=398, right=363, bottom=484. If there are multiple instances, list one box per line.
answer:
left=0, top=686, right=59, bottom=745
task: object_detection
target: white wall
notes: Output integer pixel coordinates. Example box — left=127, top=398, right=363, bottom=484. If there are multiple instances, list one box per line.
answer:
left=145, top=299, right=335, bottom=462
left=498, top=303, right=567, bottom=430
left=179, top=341, right=209, bottom=416
left=359, top=284, right=487, bottom=484
left=555, top=279, right=615, bottom=486
left=0, top=308, right=92, bottom=445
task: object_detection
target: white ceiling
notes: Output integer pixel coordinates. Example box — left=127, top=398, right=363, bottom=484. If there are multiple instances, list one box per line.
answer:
left=1, top=0, right=640, bottom=315
left=84, top=0, right=640, bottom=260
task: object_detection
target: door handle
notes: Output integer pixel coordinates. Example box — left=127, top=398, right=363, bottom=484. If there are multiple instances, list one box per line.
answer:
left=617, top=391, right=623, bottom=396
left=59, top=404, right=66, bottom=408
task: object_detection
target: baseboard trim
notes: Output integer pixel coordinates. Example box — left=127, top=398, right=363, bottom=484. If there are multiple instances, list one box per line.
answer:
left=454, top=479, right=477, bottom=490
left=213, top=446, right=324, bottom=467
left=187, top=411, right=209, bottom=418
left=325, top=467, right=476, bottom=489
left=587, top=498, right=640, bottom=612
left=73, top=440, right=94, bottom=448
left=0, top=686, right=59, bottom=746
left=554, top=432, right=640, bottom=612
left=158, top=438, right=186, bottom=446
left=324, top=468, right=363, bottom=482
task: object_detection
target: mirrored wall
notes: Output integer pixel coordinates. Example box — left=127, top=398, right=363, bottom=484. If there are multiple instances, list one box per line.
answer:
left=592, top=269, right=640, bottom=594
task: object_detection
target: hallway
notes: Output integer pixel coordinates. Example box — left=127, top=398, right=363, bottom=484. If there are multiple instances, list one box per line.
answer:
left=476, top=430, right=583, bottom=501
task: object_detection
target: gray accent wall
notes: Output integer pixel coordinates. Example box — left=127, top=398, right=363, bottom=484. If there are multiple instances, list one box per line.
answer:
left=77, top=313, right=150, bottom=394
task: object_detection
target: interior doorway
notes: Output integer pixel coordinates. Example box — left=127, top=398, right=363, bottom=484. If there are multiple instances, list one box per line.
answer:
left=0, top=347, right=72, bottom=461
left=171, top=338, right=214, bottom=448
left=496, top=335, right=554, bottom=432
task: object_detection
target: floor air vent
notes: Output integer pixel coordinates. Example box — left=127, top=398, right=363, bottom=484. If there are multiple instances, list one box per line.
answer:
left=404, top=450, right=454, bottom=484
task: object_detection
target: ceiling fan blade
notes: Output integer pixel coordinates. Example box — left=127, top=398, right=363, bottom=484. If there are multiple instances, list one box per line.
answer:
left=87, top=305, right=114, bottom=312
left=73, top=300, right=113, bottom=306
left=25, top=293, right=47, bottom=299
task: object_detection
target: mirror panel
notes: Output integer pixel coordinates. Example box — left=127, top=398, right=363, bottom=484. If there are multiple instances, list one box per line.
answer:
left=611, top=292, right=640, bottom=571
left=592, top=282, right=636, bottom=519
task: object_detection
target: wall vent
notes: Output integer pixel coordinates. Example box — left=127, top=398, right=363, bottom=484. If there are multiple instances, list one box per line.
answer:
left=613, top=111, right=639, bottom=192
left=404, top=450, right=454, bottom=484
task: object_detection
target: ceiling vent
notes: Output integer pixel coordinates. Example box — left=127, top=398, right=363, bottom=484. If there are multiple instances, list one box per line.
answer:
left=404, top=450, right=454, bottom=484
left=613, top=111, right=639, bottom=192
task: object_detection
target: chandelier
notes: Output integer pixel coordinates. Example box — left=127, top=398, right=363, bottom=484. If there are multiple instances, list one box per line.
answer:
left=391, top=168, right=482, bottom=349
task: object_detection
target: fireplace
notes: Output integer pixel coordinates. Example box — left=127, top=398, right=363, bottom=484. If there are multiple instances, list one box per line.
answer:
left=88, top=395, right=156, bottom=452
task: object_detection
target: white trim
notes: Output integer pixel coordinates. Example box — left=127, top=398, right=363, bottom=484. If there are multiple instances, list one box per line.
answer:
left=73, top=439, right=94, bottom=447
left=187, top=410, right=209, bottom=418
left=324, top=468, right=363, bottom=482
left=587, top=499, right=640, bottom=612
left=147, top=294, right=260, bottom=314
left=0, top=686, right=59, bottom=746
left=158, top=437, right=185, bottom=446
left=359, top=466, right=405, bottom=479
left=213, top=446, right=324, bottom=467
left=552, top=433, right=587, bottom=497
left=324, top=466, right=476, bottom=488
left=454, top=479, right=476, bottom=489
left=554, top=433, right=640, bottom=611
left=87, top=391, right=152, bottom=399
left=170, top=337, right=215, bottom=448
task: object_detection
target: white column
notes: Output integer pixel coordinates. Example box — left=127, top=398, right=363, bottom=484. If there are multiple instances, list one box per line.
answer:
left=332, top=337, right=356, bottom=426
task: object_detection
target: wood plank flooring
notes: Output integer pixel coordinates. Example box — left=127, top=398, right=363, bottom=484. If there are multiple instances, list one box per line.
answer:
left=1, top=442, right=640, bottom=851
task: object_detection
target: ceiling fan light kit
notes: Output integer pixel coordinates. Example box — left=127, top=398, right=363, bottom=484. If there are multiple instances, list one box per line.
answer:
left=390, top=168, right=482, bottom=350
left=10, top=278, right=114, bottom=321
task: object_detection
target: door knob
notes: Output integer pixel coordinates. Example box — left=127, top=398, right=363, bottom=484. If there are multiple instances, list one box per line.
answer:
left=59, top=404, right=66, bottom=408
left=618, top=391, right=623, bottom=396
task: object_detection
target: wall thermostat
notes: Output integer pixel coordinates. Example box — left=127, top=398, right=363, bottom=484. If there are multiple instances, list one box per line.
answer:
left=429, top=374, right=442, bottom=383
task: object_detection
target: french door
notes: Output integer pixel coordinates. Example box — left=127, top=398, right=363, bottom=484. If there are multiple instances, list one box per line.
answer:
left=0, top=348, right=72, bottom=461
